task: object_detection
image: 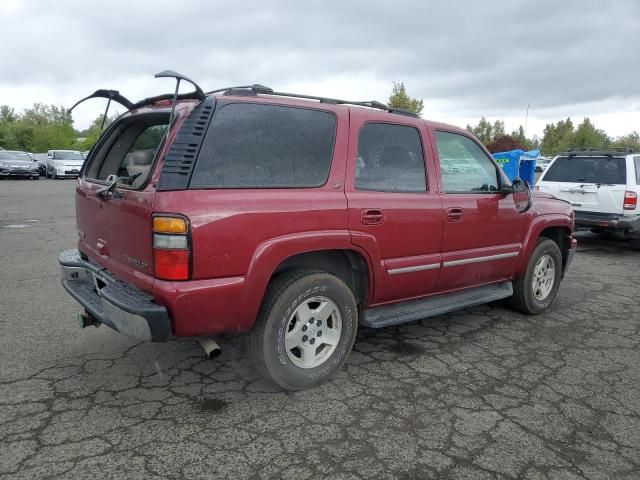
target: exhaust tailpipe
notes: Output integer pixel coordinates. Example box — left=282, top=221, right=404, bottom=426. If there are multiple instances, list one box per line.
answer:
left=198, top=337, right=222, bottom=359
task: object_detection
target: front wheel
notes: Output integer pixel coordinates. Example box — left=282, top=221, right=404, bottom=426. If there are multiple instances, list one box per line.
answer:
left=510, top=238, right=563, bottom=314
left=248, top=270, right=358, bottom=391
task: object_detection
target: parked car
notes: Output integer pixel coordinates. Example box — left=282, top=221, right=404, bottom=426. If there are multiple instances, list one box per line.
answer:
left=535, top=157, right=552, bottom=172
left=46, top=150, right=84, bottom=178
left=0, top=150, right=40, bottom=179
left=36, top=154, right=47, bottom=176
left=59, top=72, right=577, bottom=390
left=536, top=148, right=639, bottom=249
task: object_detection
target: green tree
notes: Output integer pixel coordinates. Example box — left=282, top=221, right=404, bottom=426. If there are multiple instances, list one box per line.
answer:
left=540, top=118, right=575, bottom=156
left=0, top=103, right=76, bottom=152
left=571, top=118, right=610, bottom=150
left=466, top=117, right=506, bottom=146
left=388, top=82, right=424, bottom=115
left=612, top=131, right=640, bottom=151
left=77, top=114, right=116, bottom=150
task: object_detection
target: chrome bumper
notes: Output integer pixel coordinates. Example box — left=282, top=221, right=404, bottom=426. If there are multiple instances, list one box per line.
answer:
left=58, top=249, right=171, bottom=342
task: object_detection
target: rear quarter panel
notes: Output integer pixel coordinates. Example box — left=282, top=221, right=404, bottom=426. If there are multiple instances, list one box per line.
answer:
left=153, top=106, right=352, bottom=333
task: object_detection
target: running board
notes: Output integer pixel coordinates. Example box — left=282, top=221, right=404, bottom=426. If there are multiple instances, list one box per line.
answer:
left=362, top=281, right=513, bottom=328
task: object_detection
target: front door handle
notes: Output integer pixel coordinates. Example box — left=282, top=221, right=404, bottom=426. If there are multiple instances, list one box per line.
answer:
left=361, top=209, right=384, bottom=225
left=445, top=207, right=463, bottom=222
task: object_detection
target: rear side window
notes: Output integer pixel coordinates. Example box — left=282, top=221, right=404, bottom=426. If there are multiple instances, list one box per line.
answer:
left=544, top=156, right=626, bottom=184
left=190, top=103, right=336, bottom=188
left=355, top=123, right=426, bottom=192
left=635, top=156, right=640, bottom=184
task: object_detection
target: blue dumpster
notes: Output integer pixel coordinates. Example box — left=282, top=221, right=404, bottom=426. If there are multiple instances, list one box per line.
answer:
left=492, top=149, right=539, bottom=186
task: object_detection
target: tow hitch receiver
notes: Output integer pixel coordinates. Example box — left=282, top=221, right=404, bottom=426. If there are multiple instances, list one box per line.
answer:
left=78, top=312, right=100, bottom=329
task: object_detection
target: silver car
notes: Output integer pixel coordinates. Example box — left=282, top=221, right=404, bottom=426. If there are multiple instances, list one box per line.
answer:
left=0, top=150, right=40, bottom=179
left=46, top=150, right=84, bottom=179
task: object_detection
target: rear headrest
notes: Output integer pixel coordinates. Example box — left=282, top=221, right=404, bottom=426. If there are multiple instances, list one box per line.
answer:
left=379, top=145, right=414, bottom=169
left=129, top=150, right=154, bottom=165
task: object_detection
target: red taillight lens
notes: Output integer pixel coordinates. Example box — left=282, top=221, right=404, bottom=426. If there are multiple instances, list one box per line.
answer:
left=624, top=191, right=637, bottom=210
left=153, top=215, right=190, bottom=281
left=154, top=249, right=190, bottom=281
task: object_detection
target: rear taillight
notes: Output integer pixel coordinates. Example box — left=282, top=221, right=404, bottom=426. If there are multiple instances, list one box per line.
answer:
left=153, top=215, right=190, bottom=281
left=623, top=191, right=638, bottom=210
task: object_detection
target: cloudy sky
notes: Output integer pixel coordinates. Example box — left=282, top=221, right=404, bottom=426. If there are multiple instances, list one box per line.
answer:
left=1, top=0, right=639, bottom=137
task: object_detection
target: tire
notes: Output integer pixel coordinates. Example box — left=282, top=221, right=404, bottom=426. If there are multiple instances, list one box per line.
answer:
left=32, top=175, right=39, bottom=180
left=510, top=238, right=563, bottom=315
left=248, top=269, right=358, bottom=391
left=630, top=238, right=640, bottom=251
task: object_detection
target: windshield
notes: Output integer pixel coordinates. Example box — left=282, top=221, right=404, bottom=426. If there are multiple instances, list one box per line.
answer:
left=53, top=151, right=83, bottom=160
left=544, top=156, right=627, bottom=184
left=0, top=151, right=31, bottom=161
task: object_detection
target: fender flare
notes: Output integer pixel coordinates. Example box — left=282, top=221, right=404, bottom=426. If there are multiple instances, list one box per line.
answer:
left=517, top=214, right=573, bottom=274
left=237, top=230, right=375, bottom=330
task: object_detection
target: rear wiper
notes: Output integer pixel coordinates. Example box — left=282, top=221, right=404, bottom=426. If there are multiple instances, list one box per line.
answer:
left=96, top=174, right=123, bottom=199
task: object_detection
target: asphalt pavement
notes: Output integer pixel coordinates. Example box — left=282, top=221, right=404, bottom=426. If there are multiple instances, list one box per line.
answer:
left=1, top=179, right=639, bottom=479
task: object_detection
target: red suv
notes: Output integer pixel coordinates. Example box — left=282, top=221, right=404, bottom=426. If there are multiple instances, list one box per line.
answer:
left=60, top=71, right=577, bottom=390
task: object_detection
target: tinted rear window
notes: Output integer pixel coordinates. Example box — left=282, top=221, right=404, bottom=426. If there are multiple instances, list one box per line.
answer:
left=544, top=156, right=626, bottom=184
left=190, top=103, right=336, bottom=189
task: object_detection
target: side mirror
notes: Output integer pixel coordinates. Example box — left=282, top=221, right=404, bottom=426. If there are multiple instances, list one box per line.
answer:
left=512, top=178, right=532, bottom=213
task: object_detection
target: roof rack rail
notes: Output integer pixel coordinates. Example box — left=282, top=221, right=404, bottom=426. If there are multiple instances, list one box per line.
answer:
left=560, top=147, right=636, bottom=157
left=568, top=146, right=633, bottom=153
left=205, top=85, right=420, bottom=118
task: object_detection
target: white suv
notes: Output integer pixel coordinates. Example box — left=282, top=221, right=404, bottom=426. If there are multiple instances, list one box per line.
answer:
left=536, top=148, right=640, bottom=250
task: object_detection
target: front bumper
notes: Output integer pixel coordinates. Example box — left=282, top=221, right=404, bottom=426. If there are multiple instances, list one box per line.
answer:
left=59, top=249, right=171, bottom=342
left=575, top=211, right=640, bottom=235
left=55, top=168, right=80, bottom=177
left=0, top=170, right=39, bottom=177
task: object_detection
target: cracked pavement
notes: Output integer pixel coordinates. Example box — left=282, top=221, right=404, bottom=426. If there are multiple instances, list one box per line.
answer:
left=1, top=179, right=639, bottom=479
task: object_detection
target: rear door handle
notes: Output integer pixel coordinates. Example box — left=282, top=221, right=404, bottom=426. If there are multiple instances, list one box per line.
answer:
left=361, top=209, right=384, bottom=225
left=445, top=207, right=463, bottom=222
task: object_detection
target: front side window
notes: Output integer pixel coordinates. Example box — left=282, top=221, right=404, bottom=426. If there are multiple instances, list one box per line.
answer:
left=544, top=156, right=626, bottom=184
left=84, top=113, right=169, bottom=189
left=435, top=131, right=499, bottom=193
left=190, top=103, right=336, bottom=189
left=355, top=123, right=426, bottom=192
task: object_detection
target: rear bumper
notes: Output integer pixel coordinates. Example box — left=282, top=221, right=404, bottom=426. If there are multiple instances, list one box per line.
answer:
left=59, top=249, right=171, bottom=342
left=575, top=211, right=640, bottom=235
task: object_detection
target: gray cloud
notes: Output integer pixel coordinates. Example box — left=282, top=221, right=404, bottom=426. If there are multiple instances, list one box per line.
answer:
left=1, top=0, right=639, bottom=131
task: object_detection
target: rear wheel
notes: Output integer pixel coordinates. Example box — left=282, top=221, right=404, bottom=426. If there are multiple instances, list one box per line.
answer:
left=630, top=238, right=640, bottom=251
left=248, top=269, right=358, bottom=391
left=510, top=238, right=562, bottom=314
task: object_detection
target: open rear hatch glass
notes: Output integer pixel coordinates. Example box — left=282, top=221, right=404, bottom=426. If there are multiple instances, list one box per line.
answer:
left=76, top=112, right=170, bottom=292
left=540, top=156, right=627, bottom=214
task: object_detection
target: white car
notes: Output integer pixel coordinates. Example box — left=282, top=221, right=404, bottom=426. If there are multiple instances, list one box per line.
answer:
left=536, top=149, right=640, bottom=249
left=46, top=150, right=84, bottom=179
